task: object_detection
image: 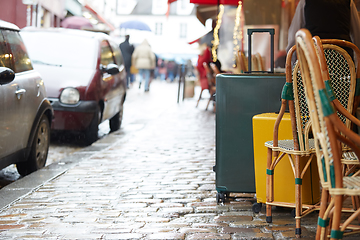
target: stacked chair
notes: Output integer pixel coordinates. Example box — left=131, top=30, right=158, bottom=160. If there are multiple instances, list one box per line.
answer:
left=236, top=50, right=248, bottom=73
left=265, top=34, right=360, bottom=238
left=202, top=62, right=217, bottom=112
left=296, top=28, right=360, bottom=240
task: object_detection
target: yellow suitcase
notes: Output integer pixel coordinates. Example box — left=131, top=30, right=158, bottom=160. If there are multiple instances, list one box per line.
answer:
left=252, top=113, right=320, bottom=210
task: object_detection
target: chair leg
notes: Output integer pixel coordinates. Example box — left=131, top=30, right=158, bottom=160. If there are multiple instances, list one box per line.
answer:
left=205, top=98, right=211, bottom=111
left=316, top=189, right=330, bottom=240
left=196, top=89, right=203, bottom=107
left=295, top=154, right=302, bottom=238
left=266, top=147, right=273, bottom=223
left=330, top=195, right=343, bottom=240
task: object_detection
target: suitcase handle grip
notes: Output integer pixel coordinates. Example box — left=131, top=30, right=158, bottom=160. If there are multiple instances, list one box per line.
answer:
left=247, top=28, right=275, bottom=73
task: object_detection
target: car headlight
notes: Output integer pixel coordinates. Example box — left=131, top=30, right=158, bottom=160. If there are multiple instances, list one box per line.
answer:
left=60, top=88, right=80, bottom=104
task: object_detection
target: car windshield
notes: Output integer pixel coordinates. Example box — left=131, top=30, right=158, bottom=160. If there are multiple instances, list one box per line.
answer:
left=21, top=31, right=97, bottom=69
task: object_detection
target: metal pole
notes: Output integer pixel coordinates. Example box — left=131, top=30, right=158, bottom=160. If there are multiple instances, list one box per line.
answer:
left=248, top=31, right=252, bottom=72
left=182, top=65, right=186, bottom=101
left=177, top=68, right=181, bottom=103
left=270, top=33, right=274, bottom=73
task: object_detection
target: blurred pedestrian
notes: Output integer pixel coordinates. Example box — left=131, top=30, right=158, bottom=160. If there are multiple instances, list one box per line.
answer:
left=166, top=60, right=177, bottom=82
left=158, top=59, right=167, bottom=81
left=196, top=43, right=212, bottom=92
left=132, top=39, right=156, bottom=92
left=286, top=0, right=360, bottom=58
left=150, top=54, right=158, bottom=83
left=119, top=35, right=134, bottom=88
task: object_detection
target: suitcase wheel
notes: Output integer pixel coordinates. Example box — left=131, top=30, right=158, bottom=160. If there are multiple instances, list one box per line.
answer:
left=252, top=202, right=262, bottom=213
left=216, top=192, right=227, bottom=204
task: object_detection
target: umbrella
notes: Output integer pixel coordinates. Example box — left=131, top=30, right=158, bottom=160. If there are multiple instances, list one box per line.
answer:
left=120, top=20, right=151, bottom=32
left=188, top=29, right=214, bottom=47
left=61, top=16, right=93, bottom=30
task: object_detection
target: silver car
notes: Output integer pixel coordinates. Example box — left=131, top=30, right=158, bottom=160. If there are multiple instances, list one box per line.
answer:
left=0, top=20, right=53, bottom=176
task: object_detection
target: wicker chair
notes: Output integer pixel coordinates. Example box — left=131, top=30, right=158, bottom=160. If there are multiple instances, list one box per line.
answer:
left=265, top=46, right=316, bottom=238
left=265, top=39, right=360, bottom=238
left=202, top=62, right=216, bottom=112
left=256, top=53, right=265, bottom=71
left=296, top=28, right=360, bottom=240
left=236, top=50, right=247, bottom=73
left=316, top=39, right=360, bottom=173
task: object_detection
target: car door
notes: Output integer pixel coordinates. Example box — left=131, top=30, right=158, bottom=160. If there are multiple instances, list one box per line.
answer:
left=100, top=39, right=122, bottom=120
left=0, top=29, right=38, bottom=158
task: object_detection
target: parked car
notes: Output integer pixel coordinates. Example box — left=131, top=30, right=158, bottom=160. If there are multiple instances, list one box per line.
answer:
left=20, top=27, right=127, bottom=145
left=0, top=20, right=53, bottom=176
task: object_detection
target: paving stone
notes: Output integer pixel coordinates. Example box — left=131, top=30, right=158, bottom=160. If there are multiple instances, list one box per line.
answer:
left=221, top=227, right=261, bottom=233
left=0, top=220, right=17, bottom=224
left=221, top=211, right=253, bottom=216
left=134, top=217, right=171, bottom=223
left=0, top=224, right=25, bottom=230
left=232, top=232, right=274, bottom=240
left=230, top=219, right=269, bottom=228
left=119, top=199, right=163, bottom=204
left=191, top=223, right=229, bottom=228
left=135, top=227, right=176, bottom=233
left=186, top=233, right=231, bottom=239
left=179, top=227, right=216, bottom=233
left=90, top=228, right=132, bottom=234
left=276, top=227, right=312, bottom=238
left=146, top=233, right=185, bottom=239
left=160, top=207, right=194, bottom=214
left=195, top=205, right=230, bottom=213
left=188, top=202, right=217, bottom=207
left=151, top=203, right=184, bottom=208
left=170, top=198, right=201, bottom=204
left=214, top=215, right=253, bottom=222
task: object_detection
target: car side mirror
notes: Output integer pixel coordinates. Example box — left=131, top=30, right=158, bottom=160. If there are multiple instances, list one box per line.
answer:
left=0, top=67, right=15, bottom=85
left=101, top=63, right=120, bottom=75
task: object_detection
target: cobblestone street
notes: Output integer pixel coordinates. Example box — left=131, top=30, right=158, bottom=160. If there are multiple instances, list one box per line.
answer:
left=0, top=80, right=330, bottom=239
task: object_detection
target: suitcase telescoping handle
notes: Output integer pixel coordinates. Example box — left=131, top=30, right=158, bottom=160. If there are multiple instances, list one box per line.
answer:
left=247, top=28, right=275, bottom=73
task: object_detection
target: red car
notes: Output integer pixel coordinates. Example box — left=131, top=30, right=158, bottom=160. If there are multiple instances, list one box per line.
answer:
left=21, top=28, right=127, bottom=145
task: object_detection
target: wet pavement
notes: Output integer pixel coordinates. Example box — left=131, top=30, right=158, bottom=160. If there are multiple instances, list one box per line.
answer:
left=0, top=79, right=354, bottom=239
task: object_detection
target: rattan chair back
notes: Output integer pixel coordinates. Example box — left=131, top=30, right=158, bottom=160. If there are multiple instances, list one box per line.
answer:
left=296, top=28, right=360, bottom=240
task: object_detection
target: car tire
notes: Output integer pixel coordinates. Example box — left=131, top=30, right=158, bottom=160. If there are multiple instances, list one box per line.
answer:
left=84, top=108, right=101, bottom=145
left=109, top=106, right=123, bottom=132
left=16, top=115, right=50, bottom=176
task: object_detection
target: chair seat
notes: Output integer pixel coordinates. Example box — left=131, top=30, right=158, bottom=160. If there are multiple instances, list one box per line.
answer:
left=342, top=151, right=360, bottom=164
left=343, top=176, right=360, bottom=190
left=265, top=139, right=315, bottom=155
left=327, top=176, right=360, bottom=195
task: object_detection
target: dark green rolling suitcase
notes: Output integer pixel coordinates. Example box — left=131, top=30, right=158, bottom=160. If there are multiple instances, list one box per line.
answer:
left=214, top=73, right=286, bottom=203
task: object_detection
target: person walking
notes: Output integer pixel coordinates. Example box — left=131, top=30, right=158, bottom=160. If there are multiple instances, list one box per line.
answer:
left=132, top=39, right=156, bottom=92
left=119, top=35, right=134, bottom=88
left=158, top=59, right=167, bottom=81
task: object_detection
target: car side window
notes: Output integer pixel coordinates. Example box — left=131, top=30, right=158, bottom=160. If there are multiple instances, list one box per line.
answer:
left=100, top=40, right=115, bottom=67
left=3, top=30, right=33, bottom=73
left=110, top=41, right=124, bottom=67
left=0, top=30, right=12, bottom=69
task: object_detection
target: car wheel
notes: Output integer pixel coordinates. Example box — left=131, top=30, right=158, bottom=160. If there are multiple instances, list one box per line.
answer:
left=109, top=106, right=123, bottom=132
left=84, top=108, right=101, bottom=145
left=16, top=115, right=50, bottom=176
